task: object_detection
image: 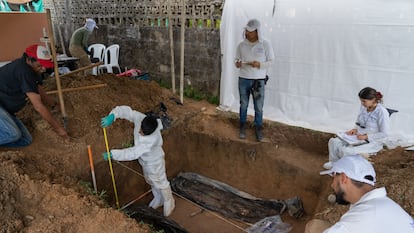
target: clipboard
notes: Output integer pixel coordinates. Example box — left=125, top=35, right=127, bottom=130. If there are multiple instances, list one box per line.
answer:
left=336, top=132, right=368, bottom=146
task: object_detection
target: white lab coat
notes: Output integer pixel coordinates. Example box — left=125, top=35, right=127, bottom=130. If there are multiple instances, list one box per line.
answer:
left=323, top=188, right=414, bottom=233
left=109, top=106, right=170, bottom=189
left=329, top=104, right=390, bottom=161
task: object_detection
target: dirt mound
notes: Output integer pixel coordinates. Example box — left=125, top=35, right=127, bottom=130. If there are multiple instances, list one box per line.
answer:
left=1, top=74, right=413, bottom=232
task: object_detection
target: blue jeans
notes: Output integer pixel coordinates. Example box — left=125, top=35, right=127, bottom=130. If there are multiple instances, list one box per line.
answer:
left=0, top=106, right=32, bottom=147
left=239, top=77, right=265, bottom=127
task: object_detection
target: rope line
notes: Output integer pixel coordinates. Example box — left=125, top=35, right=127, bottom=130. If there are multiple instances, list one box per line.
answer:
left=114, top=161, right=248, bottom=232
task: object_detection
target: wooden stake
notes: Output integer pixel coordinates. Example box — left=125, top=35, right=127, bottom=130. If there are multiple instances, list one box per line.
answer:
left=87, top=145, right=98, bottom=193
left=46, top=9, right=67, bottom=128
left=46, top=83, right=107, bottom=95
left=60, top=62, right=102, bottom=78
left=180, top=0, right=186, bottom=104
left=168, top=0, right=176, bottom=94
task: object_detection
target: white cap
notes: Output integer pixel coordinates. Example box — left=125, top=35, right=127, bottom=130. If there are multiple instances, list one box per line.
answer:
left=320, top=154, right=376, bottom=186
left=85, top=18, right=98, bottom=31
left=245, top=19, right=260, bottom=32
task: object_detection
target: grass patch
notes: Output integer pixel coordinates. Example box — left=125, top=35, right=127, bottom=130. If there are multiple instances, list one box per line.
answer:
left=154, top=78, right=219, bottom=105
left=79, top=180, right=108, bottom=200
left=184, top=86, right=219, bottom=105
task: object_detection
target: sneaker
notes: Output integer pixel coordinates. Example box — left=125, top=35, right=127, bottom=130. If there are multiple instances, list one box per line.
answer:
left=239, top=123, right=246, bottom=139
left=239, top=130, right=246, bottom=139
left=323, top=161, right=333, bottom=169
left=255, top=126, right=263, bottom=142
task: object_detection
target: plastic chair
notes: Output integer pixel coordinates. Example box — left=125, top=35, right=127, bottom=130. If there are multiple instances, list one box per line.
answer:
left=98, top=44, right=121, bottom=74
left=386, top=108, right=398, bottom=117
left=88, top=43, right=106, bottom=75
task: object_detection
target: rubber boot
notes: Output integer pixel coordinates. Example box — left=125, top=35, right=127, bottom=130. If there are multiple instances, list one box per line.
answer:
left=161, top=187, right=175, bottom=216
left=255, top=125, right=263, bottom=142
left=149, top=188, right=163, bottom=209
left=239, top=122, right=246, bottom=139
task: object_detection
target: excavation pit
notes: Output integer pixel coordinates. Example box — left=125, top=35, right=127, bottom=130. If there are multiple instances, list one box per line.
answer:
left=1, top=75, right=412, bottom=232
left=93, top=112, right=332, bottom=233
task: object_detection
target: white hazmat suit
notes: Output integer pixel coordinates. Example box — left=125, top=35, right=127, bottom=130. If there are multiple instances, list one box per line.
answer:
left=108, top=106, right=175, bottom=216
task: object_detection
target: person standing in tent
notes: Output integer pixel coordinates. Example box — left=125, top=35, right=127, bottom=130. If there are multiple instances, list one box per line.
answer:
left=235, top=19, right=274, bottom=142
left=306, top=154, right=414, bottom=233
left=323, top=87, right=390, bottom=169
left=0, top=44, right=69, bottom=147
left=101, top=106, right=175, bottom=216
left=69, top=18, right=98, bottom=74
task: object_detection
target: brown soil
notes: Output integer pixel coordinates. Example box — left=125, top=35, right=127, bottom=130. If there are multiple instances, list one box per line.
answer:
left=1, top=74, right=413, bottom=233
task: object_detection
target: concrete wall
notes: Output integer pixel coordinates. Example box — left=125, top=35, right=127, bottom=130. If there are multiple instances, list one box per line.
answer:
left=88, top=25, right=221, bottom=96
left=45, top=0, right=223, bottom=96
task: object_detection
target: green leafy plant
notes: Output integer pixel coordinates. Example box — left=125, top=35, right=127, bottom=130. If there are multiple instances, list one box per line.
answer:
left=184, top=86, right=203, bottom=100
left=158, top=79, right=171, bottom=89
left=78, top=180, right=108, bottom=199
left=208, top=95, right=219, bottom=105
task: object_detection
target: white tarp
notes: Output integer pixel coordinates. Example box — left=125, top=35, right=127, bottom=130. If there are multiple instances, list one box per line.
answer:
left=220, top=0, right=414, bottom=145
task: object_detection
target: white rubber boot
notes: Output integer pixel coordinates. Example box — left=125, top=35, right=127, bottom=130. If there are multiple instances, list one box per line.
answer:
left=149, top=188, right=163, bottom=209
left=160, top=187, right=175, bottom=216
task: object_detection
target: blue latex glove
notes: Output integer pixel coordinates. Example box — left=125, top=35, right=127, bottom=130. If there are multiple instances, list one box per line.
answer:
left=102, top=151, right=112, bottom=161
left=101, top=114, right=115, bottom=128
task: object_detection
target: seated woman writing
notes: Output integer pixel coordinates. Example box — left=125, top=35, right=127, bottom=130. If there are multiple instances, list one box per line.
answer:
left=323, top=87, right=390, bottom=169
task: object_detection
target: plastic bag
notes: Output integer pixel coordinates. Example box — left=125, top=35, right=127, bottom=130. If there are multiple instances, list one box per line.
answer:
left=246, top=215, right=292, bottom=233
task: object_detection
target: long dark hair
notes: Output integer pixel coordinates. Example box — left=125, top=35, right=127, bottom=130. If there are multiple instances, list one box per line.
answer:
left=358, top=87, right=383, bottom=103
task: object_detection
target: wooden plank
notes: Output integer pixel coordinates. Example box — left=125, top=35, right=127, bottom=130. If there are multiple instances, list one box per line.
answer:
left=46, top=84, right=107, bottom=95
left=60, top=62, right=102, bottom=78
left=46, top=9, right=67, bottom=126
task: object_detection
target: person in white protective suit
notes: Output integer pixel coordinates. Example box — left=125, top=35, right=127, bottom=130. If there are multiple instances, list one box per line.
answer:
left=101, top=106, right=175, bottom=216
left=323, top=87, right=390, bottom=169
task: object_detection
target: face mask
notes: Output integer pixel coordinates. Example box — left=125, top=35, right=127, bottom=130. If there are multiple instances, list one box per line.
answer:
left=85, top=25, right=95, bottom=32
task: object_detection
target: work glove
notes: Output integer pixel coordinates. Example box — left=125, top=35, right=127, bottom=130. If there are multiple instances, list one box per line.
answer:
left=101, top=114, right=115, bottom=128
left=102, top=151, right=113, bottom=161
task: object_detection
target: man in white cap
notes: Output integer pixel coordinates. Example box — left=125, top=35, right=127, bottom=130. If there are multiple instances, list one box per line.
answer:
left=69, top=18, right=98, bottom=74
left=235, top=19, right=274, bottom=142
left=305, top=154, right=414, bottom=233
left=0, top=44, right=69, bottom=147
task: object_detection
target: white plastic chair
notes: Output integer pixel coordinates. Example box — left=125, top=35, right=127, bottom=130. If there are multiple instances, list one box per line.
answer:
left=98, top=44, right=121, bottom=74
left=88, top=43, right=106, bottom=75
